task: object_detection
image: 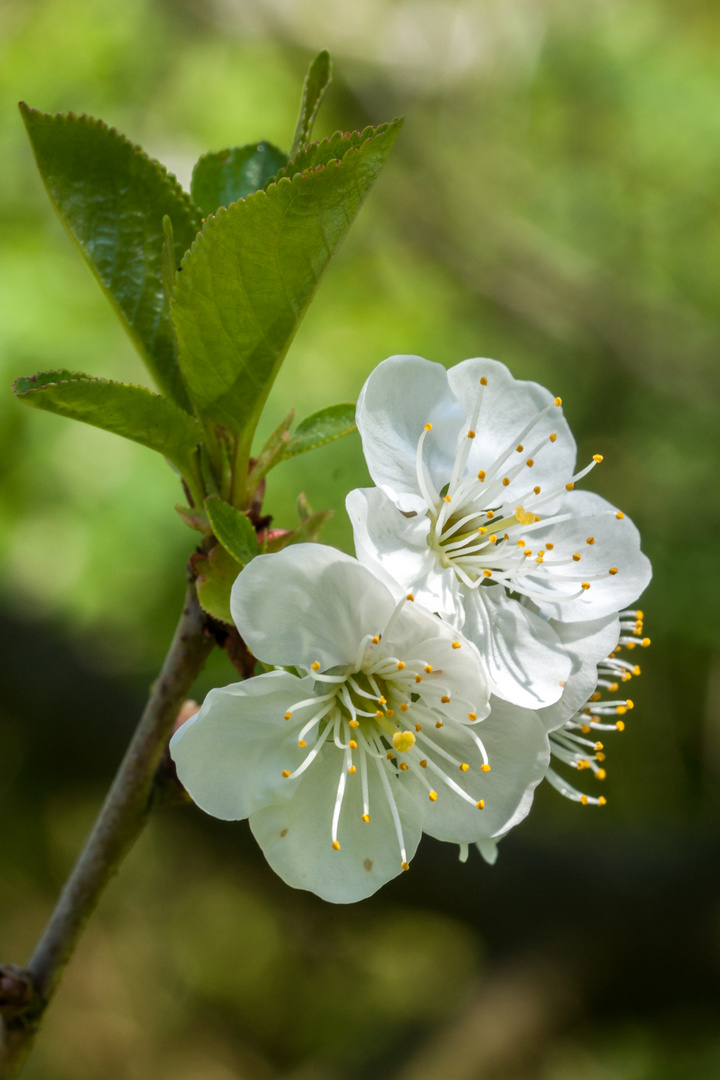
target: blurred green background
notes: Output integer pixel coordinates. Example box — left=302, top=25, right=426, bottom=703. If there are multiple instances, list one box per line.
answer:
left=2, top=0, right=720, bottom=1077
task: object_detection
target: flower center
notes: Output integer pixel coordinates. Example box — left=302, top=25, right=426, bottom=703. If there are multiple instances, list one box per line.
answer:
left=416, top=378, right=611, bottom=604
left=278, top=597, right=490, bottom=870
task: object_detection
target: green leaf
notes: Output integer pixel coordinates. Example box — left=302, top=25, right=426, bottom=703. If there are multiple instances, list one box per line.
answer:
left=278, top=124, right=396, bottom=184
left=193, top=544, right=242, bottom=624
left=171, top=118, right=404, bottom=445
left=191, top=142, right=288, bottom=217
left=283, top=403, right=356, bottom=459
left=204, top=495, right=260, bottom=566
left=13, top=370, right=202, bottom=476
left=20, top=104, right=203, bottom=410
left=291, top=51, right=332, bottom=157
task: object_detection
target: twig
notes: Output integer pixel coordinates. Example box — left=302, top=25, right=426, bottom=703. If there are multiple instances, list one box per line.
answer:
left=0, top=577, right=215, bottom=1078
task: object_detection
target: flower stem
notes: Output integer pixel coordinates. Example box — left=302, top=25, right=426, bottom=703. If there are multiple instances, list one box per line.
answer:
left=0, top=577, right=215, bottom=1078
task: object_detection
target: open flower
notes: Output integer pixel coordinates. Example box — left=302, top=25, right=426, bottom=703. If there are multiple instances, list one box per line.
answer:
left=348, top=355, right=652, bottom=710
left=170, top=544, right=550, bottom=903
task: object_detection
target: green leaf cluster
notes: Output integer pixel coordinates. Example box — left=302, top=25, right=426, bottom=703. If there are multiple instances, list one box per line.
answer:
left=14, top=53, right=402, bottom=618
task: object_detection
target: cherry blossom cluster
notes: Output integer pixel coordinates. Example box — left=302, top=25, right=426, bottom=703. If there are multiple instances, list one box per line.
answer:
left=171, top=356, right=651, bottom=902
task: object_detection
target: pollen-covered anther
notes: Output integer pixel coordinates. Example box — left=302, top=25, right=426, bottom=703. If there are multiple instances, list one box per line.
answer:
left=396, top=661, right=405, bottom=670
left=586, top=537, right=595, bottom=545
left=526, top=458, right=534, bottom=467
left=415, top=675, right=423, bottom=683
left=452, top=641, right=462, bottom=649
left=440, top=695, right=451, bottom=703
left=311, top=661, right=320, bottom=671
left=476, top=800, right=485, bottom=809
left=580, top=795, right=589, bottom=806
left=616, top=720, right=626, bottom=731
left=572, top=553, right=581, bottom=562
left=443, top=495, right=452, bottom=503
left=545, top=542, right=554, bottom=550
left=400, top=703, right=409, bottom=712
left=534, top=486, right=541, bottom=494
left=596, top=769, right=606, bottom=781
left=282, top=770, right=291, bottom=778
left=483, top=569, right=492, bottom=577
left=424, top=422, right=433, bottom=431
left=399, top=762, right=409, bottom=771
left=515, top=504, right=536, bottom=526
left=468, top=430, right=476, bottom=439
left=361, top=813, right=370, bottom=823
left=616, top=511, right=624, bottom=519
left=406, top=593, right=415, bottom=601
left=598, top=796, right=607, bottom=806
left=435, top=720, right=444, bottom=728
left=468, top=712, right=477, bottom=721
left=554, top=396, right=562, bottom=406
left=429, top=791, right=438, bottom=802
left=486, top=510, right=495, bottom=519
left=419, top=759, right=428, bottom=767
left=372, top=635, right=380, bottom=645
left=401, top=860, right=410, bottom=870
left=481, top=764, right=491, bottom=773
left=593, top=454, right=604, bottom=463
left=516, top=444, right=524, bottom=452
left=549, top=433, right=557, bottom=442
left=414, top=723, right=422, bottom=732
left=502, top=477, right=510, bottom=486
left=609, top=567, right=619, bottom=575
left=459, top=763, right=470, bottom=772
left=566, top=482, right=575, bottom=491
left=349, top=719, right=359, bottom=728
left=284, top=712, right=292, bottom=720
left=478, top=470, right=486, bottom=481
left=392, top=730, right=416, bottom=753
left=332, top=841, right=341, bottom=851
left=480, top=376, right=488, bottom=386
left=298, top=740, right=307, bottom=748
left=348, top=740, right=358, bottom=750
left=424, top=664, right=433, bottom=673
left=348, top=765, right=357, bottom=774
left=581, top=582, right=591, bottom=590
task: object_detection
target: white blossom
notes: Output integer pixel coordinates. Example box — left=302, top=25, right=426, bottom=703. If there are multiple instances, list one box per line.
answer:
left=170, top=544, right=550, bottom=903
left=348, top=355, right=652, bottom=710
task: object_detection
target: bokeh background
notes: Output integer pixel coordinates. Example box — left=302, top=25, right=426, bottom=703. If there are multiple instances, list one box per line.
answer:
left=2, top=0, right=720, bottom=1076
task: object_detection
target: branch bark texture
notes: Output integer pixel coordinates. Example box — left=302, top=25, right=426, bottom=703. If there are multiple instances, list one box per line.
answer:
left=0, top=579, right=214, bottom=1078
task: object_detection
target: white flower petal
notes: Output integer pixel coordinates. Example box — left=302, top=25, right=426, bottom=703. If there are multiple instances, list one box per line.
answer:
left=536, top=613, right=621, bottom=732
left=463, top=586, right=572, bottom=708
left=231, top=544, right=397, bottom=669
left=356, top=354, right=465, bottom=510
left=419, top=699, right=549, bottom=843
left=446, top=357, right=577, bottom=510
left=170, top=671, right=318, bottom=820
left=527, top=491, right=652, bottom=621
left=249, top=747, right=424, bottom=903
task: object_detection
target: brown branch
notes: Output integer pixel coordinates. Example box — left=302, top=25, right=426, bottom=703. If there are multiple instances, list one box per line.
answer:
left=0, top=578, right=215, bottom=1078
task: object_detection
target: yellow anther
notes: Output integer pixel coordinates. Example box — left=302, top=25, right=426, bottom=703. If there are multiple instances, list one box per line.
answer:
left=284, top=712, right=293, bottom=720
left=526, top=458, right=534, bottom=467
left=580, top=795, right=589, bottom=805
left=545, top=542, right=554, bottom=550
left=596, top=768, right=606, bottom=781
left=349, top=740, right=358, bottom=750
left=596, top=752, right=606, bottom=762
left=452, top=641, right=462, bottom=649
left=468, top=430, right=476, bottom=439
left=549, top=433, right=557, bottom=443
left=516, top=444, right=524, bottom=453
left=348, top=765, right=357, bottom=774
left=419, top=759, right=427, bottom=767
left=636, top=610, right=644, bottom=619
left=481, top=763, right=491, bottom=773
left=609, top=567, right=618, bottom=575
left=349, top=719, right=360, bottom=728
left=517, top=539, right=525, bottom=547
left=554, top=396, right=562, bottom=406
left=609, top=682, right=619, bottom=692
left=298, top=740, right=307, bottom=748
left=376, top=710, right=383, bottom=718
left=633, top=666, right=641, bottom=676
left=590, top=691, right=602, bottom=702
left=400, top=703, right=409, bottom=712
left=476, top=800, right=485, bottom=810
left=429, top=791, right=438, bottom=802
left=480, top=376, right=488, bottom=386
left=415, top=723, right=422, bottom=732
left=489, top=534, right=498, bottom=544
left=443, top=494, right=452, bottom=503
left=626, top=699, right=635, bottom=709
left=397, top=661, right=405, bottom=670
left=435, top=720, right=444, bottom=728
left=392, top=730, right=416, bottom=753
left=332, top=841, right=341, bottom=851
left=399, top=762, right=409, bottom=771
left=386, top=709, right=394, bottom=718
left=311, top=661, right=320, bottom=671
left=468, top=711, right=477, bottom=722
left=424, top=664, right=433, bottom=673
left=372, top=635, right=380, bottom=644
left=440, top=695, right=451, bottom=703
left=566, top=482, right=575, bottom=491
left=486, top=510, right=495, bottom=519
left=524, top=549, right=533, bottom=557
left=576, top=760, right=590, bottom=770
left=378, top=696, right=387, bottom=705
left=424, top=422, right=433, bottom=431
left=478, top=469, right=486, bottom=481
left=534, top=486, right=542, bottom=494
left=515, top=504, right=536, bottom=526
left=593, top=454, right=604, bottom=463
left=401, top=861, right=410, bottom=871
left=616, top=720, right=626, bottom=731
left=616, top=511, right=624, bottom=519
left=502, top=477, right=510, bottom=486
left=386, top=751, right=395, bottom=760
left=586, top=536, right=595, bottom=545
left=362, top=813, right=370, bottom=823
left=641, top=637, right=651, bottom=647
left=478, top=527, right=487, bottom=535
left=598, top=796, right=607, bottom=806
left=581, top=582, right=591, bottom=590
left=483, top=568, right=493, bottom=577
left=572, top=553, right=581, bottom=562
left=535, top=555, right=544, bottom=563
left=415, top=675, right=423, bottom=683
left=459, top=763, right=469, bottom=772
left=282, top=770, right=291, bottom=778
left=580, top=724, right=590, bottom=734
